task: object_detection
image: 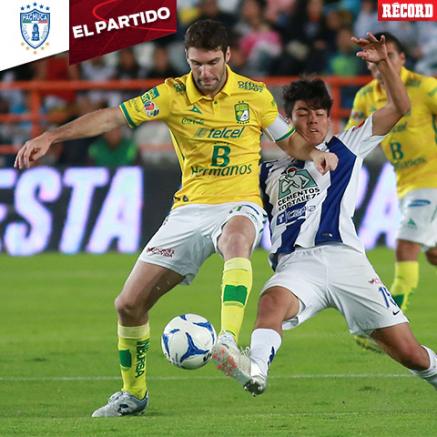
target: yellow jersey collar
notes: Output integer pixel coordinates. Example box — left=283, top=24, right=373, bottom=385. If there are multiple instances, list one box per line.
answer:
left=186, top=65, right=237, bottom=103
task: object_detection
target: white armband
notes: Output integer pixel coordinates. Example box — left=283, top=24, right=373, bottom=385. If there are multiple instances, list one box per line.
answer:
left=263, top=114, right=296, bottom=142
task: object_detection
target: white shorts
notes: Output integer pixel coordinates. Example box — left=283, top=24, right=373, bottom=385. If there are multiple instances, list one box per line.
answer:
left=262, top=245, right=408, bottom=336
left=139, top=202, right=267, bottom=284
left=397, top=188, right=437, bottom=249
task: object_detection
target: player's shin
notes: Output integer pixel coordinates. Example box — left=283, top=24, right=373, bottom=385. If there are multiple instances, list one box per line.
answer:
left=117, top=323, right=150, bottom=399
left=411, top=346, right=437, bottom=390
left=250, top=328, right=282, bottom=377
left=220, top=257, right=252, bottom=342
left=390, top=261, right=418, bottom=310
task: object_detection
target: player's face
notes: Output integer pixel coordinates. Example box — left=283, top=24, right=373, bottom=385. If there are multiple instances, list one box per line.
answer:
left=186, top=47, right=230, bottom=96
left=290, top=100, right=329, bottom=146
left=367, top=42, right=405, bottom=84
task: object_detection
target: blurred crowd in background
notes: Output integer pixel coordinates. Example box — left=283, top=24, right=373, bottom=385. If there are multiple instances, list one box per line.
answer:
left=0, top=0, right=436, bottom=167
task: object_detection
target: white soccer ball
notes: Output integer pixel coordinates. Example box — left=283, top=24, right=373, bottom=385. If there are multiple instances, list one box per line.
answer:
left=161, top=313, right=217, bottom=370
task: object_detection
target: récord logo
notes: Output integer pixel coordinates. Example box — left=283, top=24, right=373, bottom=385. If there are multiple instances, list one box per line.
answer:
left=378, top=0, right=436, bottom=21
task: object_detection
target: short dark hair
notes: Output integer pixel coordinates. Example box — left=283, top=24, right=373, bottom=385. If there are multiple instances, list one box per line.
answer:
left=283, top=78, right=333, bottom=117
left=373, top=32, right=405, bottom=54
left=184, top=19, right=230, bottom=54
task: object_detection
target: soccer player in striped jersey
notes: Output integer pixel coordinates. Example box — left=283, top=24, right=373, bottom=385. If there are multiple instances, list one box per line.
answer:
left=217, top=34, right=437, bottom=396
left=347, top=32, right=437, bottom=318
left=14, top=20, right=337, bottom=416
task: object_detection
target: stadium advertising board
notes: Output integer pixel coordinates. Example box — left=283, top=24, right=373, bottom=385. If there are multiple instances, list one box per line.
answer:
left=0, top=162, right=399, bottom=256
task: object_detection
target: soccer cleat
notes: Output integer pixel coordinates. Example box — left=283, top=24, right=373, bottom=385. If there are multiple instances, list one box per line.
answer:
left=354, top=335, right=382, bottom=354
left=91, top=391, right=149, bottom=417
left=212, top=333, right=251, bottom=386
left=244, top=373, right=267, bottom=397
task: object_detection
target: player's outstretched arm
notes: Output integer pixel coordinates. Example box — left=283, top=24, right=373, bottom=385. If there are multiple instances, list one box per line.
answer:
left=353, top=33, right=410, bottom=135
left=15, top=107, right=127, bottom=169
left=277, top=132, right=338, bottom=175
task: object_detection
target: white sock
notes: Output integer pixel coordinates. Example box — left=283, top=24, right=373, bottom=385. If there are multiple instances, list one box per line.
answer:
left=250, top=328, right=282, bottom=377
left=411, top=346, right=437, bottom=390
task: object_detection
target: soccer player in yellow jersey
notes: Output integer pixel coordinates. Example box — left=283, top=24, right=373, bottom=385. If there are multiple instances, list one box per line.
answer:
left=347, top=32, right=437, bottom=322
left=15, top=19, right=337, bottom=417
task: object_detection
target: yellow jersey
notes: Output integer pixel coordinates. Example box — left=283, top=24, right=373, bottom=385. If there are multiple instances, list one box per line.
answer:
left=346, top=67, right=437, bottom=198
left=120, top=66, right=292, bottom=208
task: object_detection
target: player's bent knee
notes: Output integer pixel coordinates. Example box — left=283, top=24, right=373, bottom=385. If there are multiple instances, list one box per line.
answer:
left=115, top=294, right=144, bottom=320
left=219, top=232, right=252, bottom=256
left=425, top=248, right=437, bottom=265
left=257, top=290, right=291, bottom=325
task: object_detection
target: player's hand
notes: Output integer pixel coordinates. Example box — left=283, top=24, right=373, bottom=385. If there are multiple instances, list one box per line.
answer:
left=310, top=149, right=338, bottom=174
left=352, top=32, right=388, bottom=64
left=14, top=134, right=52, bottom=169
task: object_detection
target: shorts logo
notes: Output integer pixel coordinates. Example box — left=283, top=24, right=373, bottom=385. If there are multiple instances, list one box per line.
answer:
left=234, top=102, right=250, bottom=124
left=146, top=246, right=175, bottom=257
left=20, top=3, right=50, bottom=50
left=144, top=100, right=159, bottom=117
left=378, top=0, right=436, bottom=21
left=369, top=277, right=382, bottom=285
left=406, top=218, right=417, bottom=229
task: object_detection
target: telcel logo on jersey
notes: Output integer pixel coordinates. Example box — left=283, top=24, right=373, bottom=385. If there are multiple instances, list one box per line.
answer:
left=195, top=126, right=245, bottom=139
left=378, top=0, right=436, bottom=21
left=20, top=3, right=51, bottom=52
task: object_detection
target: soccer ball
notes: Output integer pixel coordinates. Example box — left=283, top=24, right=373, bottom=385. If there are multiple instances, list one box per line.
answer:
left=161, top=313, right=217, bottom=370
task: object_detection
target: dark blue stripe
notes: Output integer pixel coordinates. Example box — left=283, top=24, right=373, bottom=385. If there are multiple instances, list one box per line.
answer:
left=315, top=137, right=356, bottom=245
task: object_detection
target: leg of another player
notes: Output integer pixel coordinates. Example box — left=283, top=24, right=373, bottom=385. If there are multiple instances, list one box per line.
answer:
left=391, top=239, right=420, bottom=311
left=115, top=261, right=183, bottom=397
left=371, top=323, right=437, bottom=389
left=217, top=216, right=256, bottom=343
left=250, top=286, right=299, bottom=377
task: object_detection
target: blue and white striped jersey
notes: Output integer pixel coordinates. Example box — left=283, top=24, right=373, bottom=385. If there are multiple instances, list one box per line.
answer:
left=261, top=116, right=385, bottom=270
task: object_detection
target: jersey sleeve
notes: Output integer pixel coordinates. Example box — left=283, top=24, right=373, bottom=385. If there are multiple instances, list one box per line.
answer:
left=258, top=85, right=279, bottom=129
left=337, top=115, right=385, bottom=158
left=423, top=76, right=437, bottom=115
left=345, top=89, right=368, bottom=129
left=119, top=82, right=171, bottom=128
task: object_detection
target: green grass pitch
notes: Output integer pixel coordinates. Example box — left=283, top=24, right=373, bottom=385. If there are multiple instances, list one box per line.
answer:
left=1, top=248, right=436, bottom=436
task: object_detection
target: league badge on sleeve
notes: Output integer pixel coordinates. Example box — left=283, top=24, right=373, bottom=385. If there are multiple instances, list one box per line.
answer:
left=20, top=3, right=50, bottom=50
left=144, top=100, right=160, bottom=117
